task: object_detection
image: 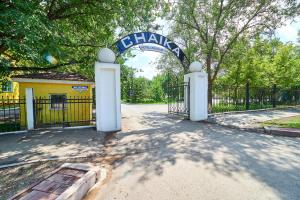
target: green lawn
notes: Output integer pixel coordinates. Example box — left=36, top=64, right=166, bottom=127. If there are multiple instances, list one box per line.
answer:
left=262, top=115, right=300, bottom=128
left=211, top=103, right=274, bottom=113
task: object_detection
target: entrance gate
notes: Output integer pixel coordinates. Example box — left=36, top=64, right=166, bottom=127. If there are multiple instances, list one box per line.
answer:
left=95, top=31, right=208, bottom=132
left=167, top=81, right=190, bottom=118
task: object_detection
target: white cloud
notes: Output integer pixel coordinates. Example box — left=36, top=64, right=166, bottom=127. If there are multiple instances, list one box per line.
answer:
left=276, top=17, right=299, bottom=43
left=125, top=50, right=162, bottom=80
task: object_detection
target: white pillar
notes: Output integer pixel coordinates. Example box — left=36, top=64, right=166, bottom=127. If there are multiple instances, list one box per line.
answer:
left=25, top=88, right=34, bottom=130
left=95, top=48, right=121, bottom=132
left=184, top=61, right=208, bottom=121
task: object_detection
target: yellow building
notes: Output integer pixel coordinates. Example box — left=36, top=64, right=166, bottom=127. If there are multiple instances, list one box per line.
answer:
left=12, top=71, right=94, bottom=128
left=0, top=81, right=19, bottom=99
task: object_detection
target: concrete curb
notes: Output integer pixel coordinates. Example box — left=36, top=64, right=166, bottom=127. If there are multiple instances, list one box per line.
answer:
left=0, top=130, right=28, bottom=136
left=264, top=126, right=300, bottom=137
left=56, top=163, right=104, bottom=200
left=8, top=163, right=107, bottom=200
left=205, top=119, right=300, bottom=138
left=203, top=119, right=265, bottom=134
left=209, top=106, right=300, bottom=116
left=0, top=126, right=96, bottom=136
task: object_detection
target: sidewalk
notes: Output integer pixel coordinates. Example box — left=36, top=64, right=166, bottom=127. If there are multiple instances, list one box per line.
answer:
left=0, top=128, right=104, bottom=166
left=208, top=108, right=300, bottom=129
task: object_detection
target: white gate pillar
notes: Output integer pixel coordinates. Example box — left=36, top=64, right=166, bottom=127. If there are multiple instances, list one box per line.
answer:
left=184, top=61, right=208, bottom=121
left=25, top=88, right=34, bottom=130
left=95, top=48, right=121, bottom=132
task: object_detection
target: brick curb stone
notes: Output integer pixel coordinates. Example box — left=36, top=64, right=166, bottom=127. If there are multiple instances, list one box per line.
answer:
left=204, top=117, right=300, bottom=138
left=203, top=118, right=265, bottom=134
left=9, top=163, right=106, bottom=200
left=264, top=126, right=300, bottom=137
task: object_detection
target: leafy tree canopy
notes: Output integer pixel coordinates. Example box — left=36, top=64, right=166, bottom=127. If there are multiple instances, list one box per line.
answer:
left=163, top=0, right=299, bottom=104
left=0, top=0, right=165, bottom=78
left=217, top=36, right=300, bottom=88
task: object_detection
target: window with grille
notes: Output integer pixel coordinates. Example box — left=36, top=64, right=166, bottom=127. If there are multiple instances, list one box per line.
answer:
left=2, top=81, right=13, bottom=92
left=50, top=94, right=67, bottom=110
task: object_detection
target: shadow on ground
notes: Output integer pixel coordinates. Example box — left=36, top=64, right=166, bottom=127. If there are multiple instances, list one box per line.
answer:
left=109, top=111, right=300, bottom=200
left=0, top=128, right=104, bottom=165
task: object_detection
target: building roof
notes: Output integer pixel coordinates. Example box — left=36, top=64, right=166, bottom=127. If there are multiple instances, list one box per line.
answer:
left=12, top=71, right=93, bottom=83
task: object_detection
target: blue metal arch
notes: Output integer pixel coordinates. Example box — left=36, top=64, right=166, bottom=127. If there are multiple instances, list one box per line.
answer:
left=112, top=32, right=189, bottom=69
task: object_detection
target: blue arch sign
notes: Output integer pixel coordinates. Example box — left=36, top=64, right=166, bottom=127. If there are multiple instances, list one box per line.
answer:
left=114, top=32, right=188, bottom=66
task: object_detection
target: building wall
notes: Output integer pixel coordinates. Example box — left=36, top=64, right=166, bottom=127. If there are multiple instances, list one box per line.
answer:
left=19, top=82, right=93, bottom=127
left=0, top=82, right=19, bottom=99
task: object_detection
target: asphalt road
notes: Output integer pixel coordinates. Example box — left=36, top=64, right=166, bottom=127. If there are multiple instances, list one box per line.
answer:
left=84, top=104, right=300, bottom=200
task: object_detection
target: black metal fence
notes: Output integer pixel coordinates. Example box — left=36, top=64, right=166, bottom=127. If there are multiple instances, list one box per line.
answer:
left=34, top=96, right=95, bottom=128
left=167, top=81, right=190, bottom=118
left=211, top=83, right=300, bottom=113
left=0, top=97, right=27, bottom=132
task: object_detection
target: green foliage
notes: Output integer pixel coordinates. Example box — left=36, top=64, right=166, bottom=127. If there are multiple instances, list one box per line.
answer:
left=216, top=37, right=300, bottom=88
left=0, top=122, right=21, bottom=132
left=0, top=0, right=163, bottom=78
left=120, top=65, right=181, bottom=103
left=161, top=0, right=299, bottom=104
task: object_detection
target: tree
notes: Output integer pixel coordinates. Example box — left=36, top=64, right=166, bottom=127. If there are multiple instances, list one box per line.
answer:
left=0, top=0, right=164, bottom=78
left=217, top=37, right=300, bottom=88
left=151, top=74, right=164, bottom=101
left=167, top=0, right=299, bottom=106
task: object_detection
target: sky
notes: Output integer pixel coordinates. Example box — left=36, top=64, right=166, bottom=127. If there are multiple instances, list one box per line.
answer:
left=125, top=18, right=300, bottom=80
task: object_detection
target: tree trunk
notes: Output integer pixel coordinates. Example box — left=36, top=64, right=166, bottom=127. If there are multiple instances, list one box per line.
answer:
left=206, top=56, right=213, bottom=112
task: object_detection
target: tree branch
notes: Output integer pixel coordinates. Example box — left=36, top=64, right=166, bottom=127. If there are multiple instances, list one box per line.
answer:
left=212, top=3, right=266, bottom=81
left=60, top=43, right=106, bottom=48
left=4, top=59, right=88, bottom=72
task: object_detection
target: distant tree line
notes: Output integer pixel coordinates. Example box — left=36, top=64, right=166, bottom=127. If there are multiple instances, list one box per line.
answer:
left=120, top=65, right=183, bottom=103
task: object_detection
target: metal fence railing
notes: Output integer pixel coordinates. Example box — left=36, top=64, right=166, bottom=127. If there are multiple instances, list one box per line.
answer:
left=0, top=97, right=27, bottom=132
left=167, top=81, right=190, bottom=118
left=34, top=96, right=95, bottom=128
left=211, top=83, right=300, bottom=113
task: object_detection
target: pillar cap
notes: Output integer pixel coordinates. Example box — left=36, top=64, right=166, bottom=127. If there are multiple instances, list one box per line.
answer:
left=189, top=61, right=203, bottom=72
left=97, top=48, right=116, bottom=63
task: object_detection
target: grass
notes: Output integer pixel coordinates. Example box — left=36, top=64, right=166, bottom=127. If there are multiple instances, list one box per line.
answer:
left=211, top=103, right=274, bottom=113
left=0, top=122, right=21, bottom=132
left=262, top=115, right=300, bottom=128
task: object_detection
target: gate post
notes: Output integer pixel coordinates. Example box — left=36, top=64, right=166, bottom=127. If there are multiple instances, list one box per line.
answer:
left=25, top=88, right=35, bottom=130
left=184, top=61, right=208, bottom=121
left=95, top=48, right=121, bottom=132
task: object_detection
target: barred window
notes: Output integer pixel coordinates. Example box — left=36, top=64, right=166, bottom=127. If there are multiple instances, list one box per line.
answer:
left=50, top=94, right=67, bottom=110
left=2, top=81, right=13, bottom=92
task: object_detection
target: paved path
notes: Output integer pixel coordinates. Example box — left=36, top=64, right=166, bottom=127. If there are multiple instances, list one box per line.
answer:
left=0, top=128, right=104, bottom=166
left=85, top=104, right=300, bottom=200
left=210, top=107, right=300, bottom=128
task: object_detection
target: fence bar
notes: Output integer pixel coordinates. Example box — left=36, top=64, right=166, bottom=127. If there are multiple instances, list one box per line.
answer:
left=211, top=83, right=300, bottom=113
left=32, top=96, right=95, bottom=128
left=272, top=84, right=277, bottom=108
left=246, top=82, right=250, bottom=110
